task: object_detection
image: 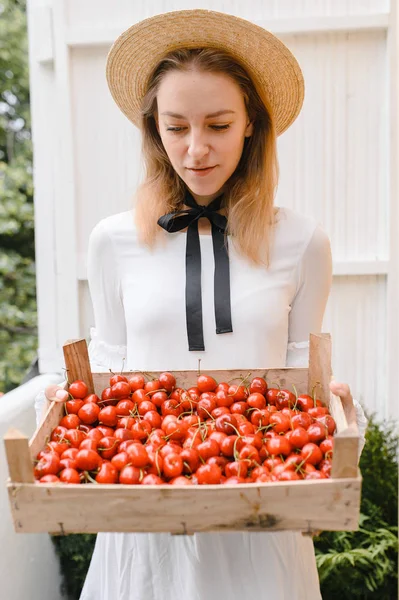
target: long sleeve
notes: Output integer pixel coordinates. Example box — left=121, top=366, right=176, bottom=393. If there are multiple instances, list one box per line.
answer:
left=285, top=223, right=367, bottom=455
left=87, top=219, right=127, bottom=372
left=286, top=224, right=332, bottom=367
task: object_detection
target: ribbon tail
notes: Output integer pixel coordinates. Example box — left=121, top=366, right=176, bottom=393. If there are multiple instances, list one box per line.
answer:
left=158, top=212, right=194, bottom=233
left=186, top=222, right=205, bottom=351
left=211, top=224, right=233, bottom=335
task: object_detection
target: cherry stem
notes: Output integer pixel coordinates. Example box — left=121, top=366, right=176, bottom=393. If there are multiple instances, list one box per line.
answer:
left=295, top=452, right=312, bottom=473
left=189, top=426, right=203, bottom=448
left=312, top=382, right=321, bottom=407
left=198, top=406, right=215, bottom=421
left=269, top=380, right=281, bottom=391
left=292, top=384, right=299, bottom=410
left=177, top=409, right=196, bottom=420
left=85, top=471, right=98, bottom=484
left=141, top=371, right=156, bottom=382
left=227, top=372, right=252, bottom=387
left=62, top=367, right=71, bottom=386
left=119, top=358, right=125, bottom=375
left=145, top=388, right=168, bottom=396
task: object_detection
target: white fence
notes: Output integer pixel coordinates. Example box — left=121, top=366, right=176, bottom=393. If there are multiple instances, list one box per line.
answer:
left=27, top=0, right=398, bottom=421
left=2, top=2, right=397, bottom=598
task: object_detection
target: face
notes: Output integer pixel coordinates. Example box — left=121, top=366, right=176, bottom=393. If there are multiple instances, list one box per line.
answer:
left=156, top=70, right=253, bottom=205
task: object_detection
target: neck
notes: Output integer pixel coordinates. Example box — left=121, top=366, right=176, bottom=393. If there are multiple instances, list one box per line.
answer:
left=187, top=186, right=225, bottom=206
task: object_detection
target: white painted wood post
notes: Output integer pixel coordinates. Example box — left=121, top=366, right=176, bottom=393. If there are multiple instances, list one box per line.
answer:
left=387, top=0, right=399, bottom=422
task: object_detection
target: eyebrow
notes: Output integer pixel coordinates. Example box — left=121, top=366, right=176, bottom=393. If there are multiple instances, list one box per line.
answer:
left=160, top=110, right=236, bottom=119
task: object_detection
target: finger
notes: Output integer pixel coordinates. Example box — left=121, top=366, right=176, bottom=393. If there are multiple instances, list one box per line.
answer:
left=329, top=381, right=351, bottom=398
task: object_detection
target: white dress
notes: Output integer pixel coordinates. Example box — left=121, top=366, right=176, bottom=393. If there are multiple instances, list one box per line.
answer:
left=78, top=206, right=368, bottom=600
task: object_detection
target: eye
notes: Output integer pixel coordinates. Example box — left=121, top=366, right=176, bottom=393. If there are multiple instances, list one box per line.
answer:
left=166, top=127, right=186, bottom=133
left=210, top=124, right=230, bottom=131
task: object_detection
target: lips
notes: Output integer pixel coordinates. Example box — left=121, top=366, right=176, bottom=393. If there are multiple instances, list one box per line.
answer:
left=187, top=166, right=216, bottom=177
left=187, top=166, right=215, bottom=170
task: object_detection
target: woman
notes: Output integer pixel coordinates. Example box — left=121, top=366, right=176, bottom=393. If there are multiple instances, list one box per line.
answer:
left=78, top=9, right=368, bottom=600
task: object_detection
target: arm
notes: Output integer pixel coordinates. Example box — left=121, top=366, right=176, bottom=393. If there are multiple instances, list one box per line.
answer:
left=286, top=224, right=332, bottom=367
left=86, top=219, right=127, bottom=372
left=286, top=223, right=367, bottom=456
left=35, top=219, right=127, bottom=425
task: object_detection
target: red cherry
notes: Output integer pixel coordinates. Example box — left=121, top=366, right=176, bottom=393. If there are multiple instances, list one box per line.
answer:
left=68, top=380, right=88, bottom=400
left=247, top=393, right=266, bottom=410
left=111, top=381, right=131, bottom=399
left=249, top=377, right=268, bottom=395
left=159, top=372, right=176, bottom=392
left=109, top=374, right=128, bottom=387
left=228, top=385, right=248, bottom=402
left=127, top=374, right=145, bottom=392
left=301, top=443, right=323, bottom=465
left=196, top=463, right=222, bottom=484
left=96, top=462, right=119, bottom=484
left=275, top=389, right=296, bottom=410
left=266, top=436, right=292, bottom=457
left=197, top=375, right=218, bottom=393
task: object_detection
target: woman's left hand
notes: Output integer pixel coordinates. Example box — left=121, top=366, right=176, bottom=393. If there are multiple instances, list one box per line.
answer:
left=329, top=380, right=357, bottom=430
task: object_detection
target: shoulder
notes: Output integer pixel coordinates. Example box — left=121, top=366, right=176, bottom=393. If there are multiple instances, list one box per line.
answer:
left=274, top=206, right=331, bottom=259
left=89, top=210, right=136, bottom=251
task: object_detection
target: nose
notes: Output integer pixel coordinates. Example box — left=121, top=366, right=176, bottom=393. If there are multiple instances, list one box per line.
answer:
left=187, top=130, right=210, bottom=160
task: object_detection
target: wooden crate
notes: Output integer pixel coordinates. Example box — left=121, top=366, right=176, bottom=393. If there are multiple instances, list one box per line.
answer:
left=4, top=334, right=361, bottom=535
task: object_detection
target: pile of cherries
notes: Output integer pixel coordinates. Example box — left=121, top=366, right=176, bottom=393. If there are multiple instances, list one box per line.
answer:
left=35, top=372, right=335, bottom=485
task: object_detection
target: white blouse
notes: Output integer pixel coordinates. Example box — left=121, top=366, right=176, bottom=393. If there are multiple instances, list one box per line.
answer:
left=77, top=205, right=367, bottom=600
left=88, top=206, right=333, bottom=372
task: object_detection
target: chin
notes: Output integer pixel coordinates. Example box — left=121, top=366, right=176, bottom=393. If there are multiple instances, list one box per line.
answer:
left=183, top=177, right=227, bottom=198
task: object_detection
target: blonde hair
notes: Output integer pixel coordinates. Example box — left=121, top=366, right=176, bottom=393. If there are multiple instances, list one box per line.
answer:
left=135, top=48, right=279, bottom=265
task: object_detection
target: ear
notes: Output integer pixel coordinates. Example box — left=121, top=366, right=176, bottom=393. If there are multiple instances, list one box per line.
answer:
left=245, top=121, right=254, bottom=138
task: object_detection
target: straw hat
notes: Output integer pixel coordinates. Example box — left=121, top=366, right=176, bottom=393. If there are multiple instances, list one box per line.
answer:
left=106, top=9, right=304, bottom=136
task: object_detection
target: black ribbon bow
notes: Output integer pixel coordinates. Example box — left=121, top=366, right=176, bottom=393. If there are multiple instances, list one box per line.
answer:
left=157, top=190, right=233, bottom=351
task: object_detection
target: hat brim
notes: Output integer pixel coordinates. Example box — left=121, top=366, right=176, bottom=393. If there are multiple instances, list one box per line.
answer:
left=106, top=9, right=304, bottom=136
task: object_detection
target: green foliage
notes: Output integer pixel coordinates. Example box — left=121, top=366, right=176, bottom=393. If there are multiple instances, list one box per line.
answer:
left=0, top=0, right=37, bottom=392
left=51, top=417, right=398, bottom=600
left=51, top=534, right=97, bottom=600
left=314, top=415, right=398, bottom=599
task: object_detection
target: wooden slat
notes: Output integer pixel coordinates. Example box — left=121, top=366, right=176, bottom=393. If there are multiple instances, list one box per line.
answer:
left=4, top=355, right=362, bottom=534
left=308, top=332, right=332, bottom=407
left=7, top=476, right=361, bottom=535
left=63, top=338, right=94, bottom=393
left=29, top=400, right=65, bottom=461
left=331, top=436, right=360, bottom=479
left=307, top=333, right=359, bottom=478
left=4, top=429, right=35, bottom=484
left=92, top=368, right=309, bottom=397
left=329, top=392, right=349, bottom=433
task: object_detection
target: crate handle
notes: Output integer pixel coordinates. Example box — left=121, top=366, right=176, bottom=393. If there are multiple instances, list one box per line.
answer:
left=63, top=338, right=94, bottom=394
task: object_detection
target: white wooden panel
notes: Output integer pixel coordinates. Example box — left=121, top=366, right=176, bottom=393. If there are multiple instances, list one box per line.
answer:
left=50, top=1, right=80, bottom=345
left=276, top=30, right=388, bottom=261
left=27, top=0, right=59, bottom=374
left=27, top=0, right=397, bottom=423
left=65, top=0, right=390, bottom=29
left=64, top=16, right=390, bottom=49
left=387, top=1, right=399, bottom=422
left=70, top=47, right=142, bottom=255
left=323, top=276, right=387, bottom=419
